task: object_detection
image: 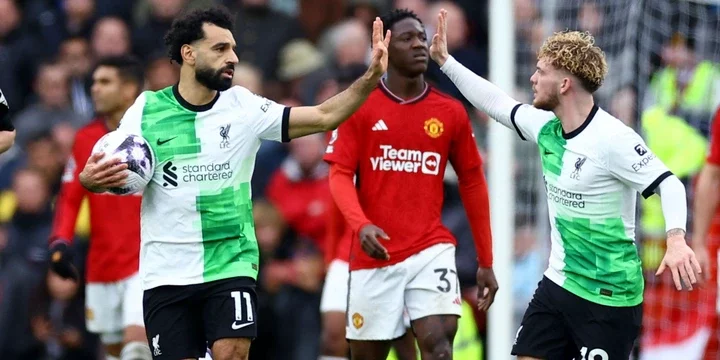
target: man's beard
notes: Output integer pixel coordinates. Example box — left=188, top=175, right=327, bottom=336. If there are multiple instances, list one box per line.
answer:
left=533, top=90, right=560, bottom=111
left=195, top=64, right=233, bottom=91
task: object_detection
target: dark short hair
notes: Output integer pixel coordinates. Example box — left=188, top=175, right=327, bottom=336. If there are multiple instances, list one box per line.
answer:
left=380, top=8, right=423, bottom=35
left=93, top=55, right=145, bottom=87
left=164, top=6, right=235, bottom=64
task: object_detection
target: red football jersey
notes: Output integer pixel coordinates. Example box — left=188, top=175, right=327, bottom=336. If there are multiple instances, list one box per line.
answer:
left=323, top=81, right=482, bottom=270
left=266, top=161, right=332, bottom=251
left=50, top=119, right=142, bottom=283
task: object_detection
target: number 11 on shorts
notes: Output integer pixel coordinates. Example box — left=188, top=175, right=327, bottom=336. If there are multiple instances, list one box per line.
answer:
left=231, top=291, right=253, bottom=322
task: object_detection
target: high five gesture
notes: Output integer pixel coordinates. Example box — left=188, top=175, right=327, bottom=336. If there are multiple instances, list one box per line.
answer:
left=368, top=17, right=392, bottom=78
left=429, top=9, right=450, bottom=66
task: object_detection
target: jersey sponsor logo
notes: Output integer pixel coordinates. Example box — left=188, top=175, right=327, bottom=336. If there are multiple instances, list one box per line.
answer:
left=220, top=124, right=231, bottom=149
left=372, top=119, right=389, bottom=131
left=543, top=176, right=585, bottom=208
left=161, top=160, right=234, bottom=187
left=424, top=118, right=444, bottom=138
left=156, top=136, right=177, bottom=146
left=162, top=161, right=178, bottom=187
left=631, top=153, right=656, bottom=172
left=634, top=144, right=648, bottom=156
left=570, top=157, right=586, bottom=180
left=370, top=145, right=440, bottom=175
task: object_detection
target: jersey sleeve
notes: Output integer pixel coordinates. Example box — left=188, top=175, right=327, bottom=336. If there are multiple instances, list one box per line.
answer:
left=707, top=107, right=720, bottom=165
left=0, top=88, right=12, bottom=131
left=606, top=128, right=672, bottom=199
left=50, top=132, right=90, bottom=242
left=449, top=106, right=482, bottom=172
left=323, top=110, right=361, bottom=170
left=234, top=86, right=290, bottom=143
left=117, top=92, right=147, bottom=136
left=509, top=104, right=556, bottom=143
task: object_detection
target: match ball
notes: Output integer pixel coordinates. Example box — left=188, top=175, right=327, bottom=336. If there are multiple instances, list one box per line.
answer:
left=91, top=130, right=155, bottom=195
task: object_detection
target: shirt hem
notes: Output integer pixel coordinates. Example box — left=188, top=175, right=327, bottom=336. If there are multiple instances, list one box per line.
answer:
left=544, top=269, right=643, bottom=307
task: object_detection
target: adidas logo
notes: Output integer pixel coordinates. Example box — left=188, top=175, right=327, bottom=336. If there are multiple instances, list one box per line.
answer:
left=372, top=120, right=388, bottom=131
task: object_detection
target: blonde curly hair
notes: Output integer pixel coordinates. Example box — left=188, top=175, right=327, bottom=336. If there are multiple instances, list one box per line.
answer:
left=538, top=30, right=608, bottom=93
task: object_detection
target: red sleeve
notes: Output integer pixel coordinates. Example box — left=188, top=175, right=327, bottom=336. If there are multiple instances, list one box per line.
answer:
left=450, top=107, right=492, bottom=267
left=707, top=107, right=720, bottom=165
left=50, top=133, right=89, bottom=244
left=457, top=166, right=493, bottom=267
left=324, top=200, right=345, bottom=265
left=328, top=163, right=371, bottom=234
left=323, top=111, right=361, bottom=170
left=449, top=106, right=482, bottom=172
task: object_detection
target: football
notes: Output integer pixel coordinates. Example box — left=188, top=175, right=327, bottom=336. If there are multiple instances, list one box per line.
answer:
left=91, top=130, right=155, bottom=195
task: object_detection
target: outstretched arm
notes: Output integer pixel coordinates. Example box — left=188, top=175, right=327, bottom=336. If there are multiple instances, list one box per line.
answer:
left=287, top=17, right=391, bottom=139
left=430, top=9, right=518, bottom=128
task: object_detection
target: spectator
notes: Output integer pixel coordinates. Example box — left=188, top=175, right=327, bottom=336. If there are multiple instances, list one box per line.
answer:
left=0, top=222, right=46, bottom=360
left=57, top=37, right=94, bottom=119
left=13, top=63, right=86, bottom=146
left=144, top=55, right=180, bottom=91
left=228, top=0, right=303, bottom=81
left=0, top=0, right=40, bottom=113
left=90, top=17, right=132, bottom=58
left=5, top=168, right=55, bottom=264
left=28, top=268, right=99, bottom=360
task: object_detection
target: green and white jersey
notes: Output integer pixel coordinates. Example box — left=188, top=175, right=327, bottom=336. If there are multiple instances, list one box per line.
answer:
left=118, top=85, right=289, bottom=290
left=510, top=104, right=671, bottom=307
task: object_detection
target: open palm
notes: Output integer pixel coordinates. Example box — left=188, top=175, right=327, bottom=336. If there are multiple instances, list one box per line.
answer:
left=368, top=17, right=391, bottom=77
left=430, top=9, right=450, bottom=66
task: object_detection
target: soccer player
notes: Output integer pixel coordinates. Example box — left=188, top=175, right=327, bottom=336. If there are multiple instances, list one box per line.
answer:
left=0, top=87, right=15, bottom=153
left=321, top=203, right=418, bottom=360
left=690, top=105, right=720, bottom=359
left=48, top=56, right=150, bottom=360
left=323, top=8, right=496, bottom=360
left=77, top=6, right=390, bottom=360
left=430, top=8, right=702, bottom=360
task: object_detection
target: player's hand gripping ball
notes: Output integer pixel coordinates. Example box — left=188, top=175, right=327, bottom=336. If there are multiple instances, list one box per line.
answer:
left=91, top=130, right=155, bottom=195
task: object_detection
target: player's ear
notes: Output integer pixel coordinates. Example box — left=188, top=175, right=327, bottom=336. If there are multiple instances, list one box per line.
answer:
left=559, top=77, right=571, bottom=95
left=181, top=44, right=196, bottom=65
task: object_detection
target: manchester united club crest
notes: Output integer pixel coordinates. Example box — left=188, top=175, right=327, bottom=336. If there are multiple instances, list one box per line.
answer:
left=424, top=118, right=444, bottom=138
left=352, top=312, right=364, bottom=329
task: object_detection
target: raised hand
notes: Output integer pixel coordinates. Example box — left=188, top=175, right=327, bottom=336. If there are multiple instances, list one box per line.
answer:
left=79, top=152, right=128, bottom=192
left=368, top=17, right=391, bottom=79
left=430, top=9, right=450, bottom=66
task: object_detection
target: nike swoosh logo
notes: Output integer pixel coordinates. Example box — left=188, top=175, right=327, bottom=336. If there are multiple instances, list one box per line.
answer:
left=157, top=137, right=177, bottom=146
left=232, top=321, right=254, bottom=330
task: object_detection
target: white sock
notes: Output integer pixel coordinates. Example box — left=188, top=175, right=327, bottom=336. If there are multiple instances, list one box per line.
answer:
left=107, top=356, right=120, bottom=360
left=120, top=341, right=153, bottom=360
left=318, top=357, right=349, bottom=360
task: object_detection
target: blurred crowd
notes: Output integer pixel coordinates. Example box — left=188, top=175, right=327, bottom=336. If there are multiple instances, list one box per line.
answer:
left=0, top=0, right=719, bottom=359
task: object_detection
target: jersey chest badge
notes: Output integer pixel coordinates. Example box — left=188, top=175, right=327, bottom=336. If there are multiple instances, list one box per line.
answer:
left=570, top=157, right=587, bottom=180
left=424, top=118, right=444, bottom=138
left=220, top=124, right=231, bottom=149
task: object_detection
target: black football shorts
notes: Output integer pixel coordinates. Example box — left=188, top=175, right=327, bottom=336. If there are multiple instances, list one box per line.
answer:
left=511, top=276, right=642, bottom=360
left=143, top=276, right=258, bottom=359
